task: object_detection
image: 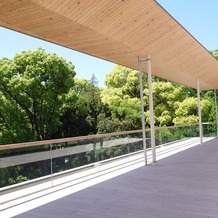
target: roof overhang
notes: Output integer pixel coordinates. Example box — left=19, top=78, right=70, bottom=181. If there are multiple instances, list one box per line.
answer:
left=0, top=0, right=218, bottom=90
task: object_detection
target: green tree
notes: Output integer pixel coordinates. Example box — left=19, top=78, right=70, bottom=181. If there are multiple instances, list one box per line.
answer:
left=60, top=76, right=104, bottom=137
left=100, top=65, right=147, bottom=132
left=152, top=81, right=183, bottom=126
left=210, top=49, right=218, bottom=60
left=101, top=64, right=215, bottom=130
left=0, top=48, right=76, bottom=143
left=173, top=97, right=214, bottom=125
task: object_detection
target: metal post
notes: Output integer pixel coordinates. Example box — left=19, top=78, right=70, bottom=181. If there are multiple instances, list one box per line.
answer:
left=214, top=90, right=218, bottom=136
left=50, top=144, right=53, bottom=187
left=147, top=55, right=156, bottom=163
left=138, top=57, right=147, bottom=165
left=197, top=78, right=203, bottom=144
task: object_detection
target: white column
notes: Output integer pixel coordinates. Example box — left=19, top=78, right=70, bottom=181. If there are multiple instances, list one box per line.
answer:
left=214, top=90, right=218, bottom=136
left=138, top=57, right=147, bottom=165
left=197, top=78, right=203, bottom=144
left=147, top=55, right=156, bottom=163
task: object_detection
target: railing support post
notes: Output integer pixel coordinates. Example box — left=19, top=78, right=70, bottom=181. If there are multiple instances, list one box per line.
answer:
left=50, top=144, right=53, bottom=187
left=138, top=57, right=147, bottom=165
left=147, top=55, right=156, bottom=163
left=197, top=78, right=203, bottom=144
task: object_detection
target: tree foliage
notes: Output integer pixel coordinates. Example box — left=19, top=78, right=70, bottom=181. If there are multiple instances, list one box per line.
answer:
left=210, top=49, right=218, bottom=60
left=1, top=48, right=218, bottom=188
left=0, top=49, right=218, bottom=144
left=101, top=63, right=217, bottom=130
left=0, top=48, right=76, bottom=143
left=59, top=76, right=103, bottom=137
left=100, top=66, right=145, bottom=131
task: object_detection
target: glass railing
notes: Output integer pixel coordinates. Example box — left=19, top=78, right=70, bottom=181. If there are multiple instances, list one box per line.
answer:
left=154, top=124, right=200, bottom=147
left=202, top=122, right=218, bottom=137
left=0, top=130, right=143, bottom=191
left=0, top=123, right=216, bottom=204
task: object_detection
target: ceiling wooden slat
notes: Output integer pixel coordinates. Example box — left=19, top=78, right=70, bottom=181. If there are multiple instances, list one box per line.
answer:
left=0, top=0, right=218, bottom=90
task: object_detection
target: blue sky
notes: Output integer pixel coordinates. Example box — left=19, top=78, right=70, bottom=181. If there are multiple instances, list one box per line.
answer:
left=0, top=1, right=218, bottom=87
left=157, top=0, right=218, bottom=51
left=0, top=27, right=115, bottom=87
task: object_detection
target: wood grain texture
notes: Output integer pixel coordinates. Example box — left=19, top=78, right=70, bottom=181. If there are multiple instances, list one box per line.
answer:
left=15, top=138, right=218, bottom=218
left=0, top=0, right=218, bottom=90
left=0, top=129, right=143, bottom=150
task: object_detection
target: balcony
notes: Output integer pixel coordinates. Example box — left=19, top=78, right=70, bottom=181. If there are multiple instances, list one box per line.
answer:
left=0, top=123, right=217, bottom=218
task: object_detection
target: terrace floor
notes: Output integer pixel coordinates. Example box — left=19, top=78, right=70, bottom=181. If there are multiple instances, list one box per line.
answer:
left=3, top=137, right=218, bottom=218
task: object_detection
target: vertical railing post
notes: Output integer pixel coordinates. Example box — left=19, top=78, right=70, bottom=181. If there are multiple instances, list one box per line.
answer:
left=147, top=55, right=156, bottom=163
left=50, top=143, right=53, bottom=187
left=138, top=57, right=147, bottom=165
left=197, top=78, right=203, bottom=144
left=214, top=90, right=218, bottom=136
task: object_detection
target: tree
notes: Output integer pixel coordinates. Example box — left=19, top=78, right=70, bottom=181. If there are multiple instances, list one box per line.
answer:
left=152, top=81, right=184, bottom=126
left=59, top=76, right=104, bottom=137
left=0, top=48, right=76, bottom=143
left=173, top=97, right=214, bottom=125
left=89, top=73, right=98, bottom=87
left=210, top=49, right=218, bottom=60
left=101, top=65, right=147, bottom=131
left=102, top=64, right=216, bottom=130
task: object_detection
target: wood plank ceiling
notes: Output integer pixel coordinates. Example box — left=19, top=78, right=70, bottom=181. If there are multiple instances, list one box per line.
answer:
left=0, top=0, right=218, bottom=90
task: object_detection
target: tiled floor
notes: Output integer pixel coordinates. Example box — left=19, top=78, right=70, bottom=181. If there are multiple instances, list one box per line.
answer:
left=13, top=138, right=218, bottom=218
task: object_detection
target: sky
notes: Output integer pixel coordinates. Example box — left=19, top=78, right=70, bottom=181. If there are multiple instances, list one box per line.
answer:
left=0, top=1, right=218, bottom=87
left=157, top=0, right=218, bottom=51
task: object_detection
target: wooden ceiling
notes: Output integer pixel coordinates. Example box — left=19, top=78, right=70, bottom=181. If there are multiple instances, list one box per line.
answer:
left=0, top=0, right=218, bottom=90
